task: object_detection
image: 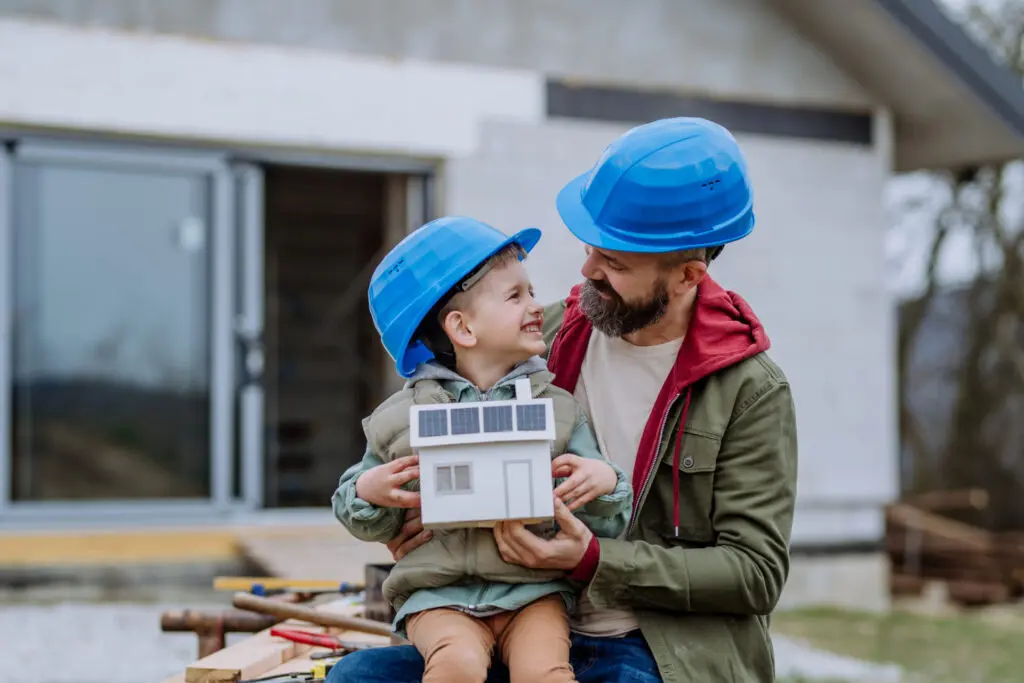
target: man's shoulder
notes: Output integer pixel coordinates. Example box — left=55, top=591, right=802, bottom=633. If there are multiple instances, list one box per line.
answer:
left=710, top=350, right=790, bottom=416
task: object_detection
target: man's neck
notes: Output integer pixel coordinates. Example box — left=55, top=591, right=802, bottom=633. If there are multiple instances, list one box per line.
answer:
left=622, top=286, right=698, bottom=347
left=454, top=353, right=519, bottom=392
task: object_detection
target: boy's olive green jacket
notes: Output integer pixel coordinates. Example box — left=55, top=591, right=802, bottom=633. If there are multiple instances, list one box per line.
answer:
left=545, top=277, right=799, bottom=683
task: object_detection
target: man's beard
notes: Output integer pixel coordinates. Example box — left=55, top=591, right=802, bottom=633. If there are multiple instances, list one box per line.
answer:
left=579, top=278, right=669, bottom=337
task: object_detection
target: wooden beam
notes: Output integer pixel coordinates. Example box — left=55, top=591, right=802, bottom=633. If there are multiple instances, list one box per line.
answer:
left=902, top=488, right=989, bottom=512
left=181, top=601, right=387, bottom=683
left=885, top=502, right=993, bottom=550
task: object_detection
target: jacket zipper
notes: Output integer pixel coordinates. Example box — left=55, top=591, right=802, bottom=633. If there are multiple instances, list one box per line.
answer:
left=626, top=392, right=681, bottom=537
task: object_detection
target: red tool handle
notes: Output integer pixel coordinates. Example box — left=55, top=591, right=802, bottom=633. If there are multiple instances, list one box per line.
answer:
left=270, top=627, right=343, bottom=649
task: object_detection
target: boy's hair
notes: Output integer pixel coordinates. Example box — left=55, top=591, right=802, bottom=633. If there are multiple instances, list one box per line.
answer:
left=415, top=244, right=525, bottom=370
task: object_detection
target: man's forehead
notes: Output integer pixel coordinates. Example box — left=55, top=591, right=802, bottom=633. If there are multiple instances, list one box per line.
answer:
left=592, top=246, right=654, bottom=266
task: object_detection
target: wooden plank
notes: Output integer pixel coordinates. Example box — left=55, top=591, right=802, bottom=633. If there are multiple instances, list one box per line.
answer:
left=180, top=602, right=387, bottom=683
left=236, top=526, right=394, bottom=583
left=890, top=573, right=926, bottom=596
left=902, top=488, right=989, bottom=512
left=885, top=503, right=993, bottom=550
left=185, top=628, right=302, bottom=683
left=946, top=578, right=1012, bottom=606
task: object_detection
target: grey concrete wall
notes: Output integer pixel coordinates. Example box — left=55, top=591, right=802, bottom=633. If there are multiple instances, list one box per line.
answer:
left=0, top=0, right=874, bottom=108
left=444, top=116, right=897, bottom=548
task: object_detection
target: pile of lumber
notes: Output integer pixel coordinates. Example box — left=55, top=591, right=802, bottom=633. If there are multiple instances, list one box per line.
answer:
left=161, top=598, right=390, bottom=683
left=886, top=489, right=1024, bottom=606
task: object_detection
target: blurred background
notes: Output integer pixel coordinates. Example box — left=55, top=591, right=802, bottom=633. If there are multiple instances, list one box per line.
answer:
left=1, top=0, right=1024, bottom=682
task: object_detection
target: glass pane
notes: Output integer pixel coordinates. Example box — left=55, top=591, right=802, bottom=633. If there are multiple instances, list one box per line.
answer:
left=10, top=160, right=211, bottom=501
left=453, top=464, right=471, bottom=492
left=436, top=465, right=452, bottom=493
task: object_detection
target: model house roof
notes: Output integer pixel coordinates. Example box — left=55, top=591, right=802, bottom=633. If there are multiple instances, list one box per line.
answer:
left=768, top=0, right=1024, bottom=171
left=410, top=395, right=558, bottom=448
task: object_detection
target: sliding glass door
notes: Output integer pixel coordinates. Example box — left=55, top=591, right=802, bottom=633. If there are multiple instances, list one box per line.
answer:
left=0, top=141, right=242, bottom=516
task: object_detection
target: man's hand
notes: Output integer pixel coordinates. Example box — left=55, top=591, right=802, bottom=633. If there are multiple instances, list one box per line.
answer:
left=386, top=508, right=433, bottom=561
left=493, top=496, right=594, bottom=570
left=355, top=455, right=421, bottom=508
left=552, top=453, right=618, bottom=511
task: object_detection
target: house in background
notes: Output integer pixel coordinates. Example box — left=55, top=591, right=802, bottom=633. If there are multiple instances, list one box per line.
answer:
left=412, top=378, right=557, bottom=528
left=1, top=0, right=1024, bottom=609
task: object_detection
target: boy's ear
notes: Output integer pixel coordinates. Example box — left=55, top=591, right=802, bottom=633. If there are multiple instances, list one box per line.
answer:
left=442, top=310, right=477, bottom=350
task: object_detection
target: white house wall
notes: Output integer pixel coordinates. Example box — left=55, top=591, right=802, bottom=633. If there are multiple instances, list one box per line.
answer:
left=0, top=19, right=544, bottom=157
left=445, top=115, right=898, bottom=547
left=0, top=0, right=874, bottom=110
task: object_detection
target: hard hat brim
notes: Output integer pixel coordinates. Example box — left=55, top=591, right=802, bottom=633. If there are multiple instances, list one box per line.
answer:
left=394, top=226, right=543, bottom=378
left=556, top=171, right=755, bottom=254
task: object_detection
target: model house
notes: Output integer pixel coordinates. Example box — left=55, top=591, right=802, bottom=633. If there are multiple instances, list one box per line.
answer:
left=410, top=378, right=556, bottom=529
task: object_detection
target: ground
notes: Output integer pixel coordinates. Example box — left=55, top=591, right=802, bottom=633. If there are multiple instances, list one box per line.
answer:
left=1, top=583, right=1020, bottom=683
left=772, top=605, right=1024, bottom=683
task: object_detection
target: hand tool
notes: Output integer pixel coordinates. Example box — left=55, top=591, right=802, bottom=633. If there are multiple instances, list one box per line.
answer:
left=270, top=627, right=382, bottom=653
left=214, top=576, right=364, bottom=595
left=232, top=592, right=406, bottom=643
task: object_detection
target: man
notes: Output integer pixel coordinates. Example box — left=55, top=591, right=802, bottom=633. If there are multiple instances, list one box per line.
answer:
left=329, top=117, right=798, bottom=683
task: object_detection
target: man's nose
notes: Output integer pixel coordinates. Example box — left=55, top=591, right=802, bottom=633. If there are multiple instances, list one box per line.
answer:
left=581, top=251, right=600, bottom=280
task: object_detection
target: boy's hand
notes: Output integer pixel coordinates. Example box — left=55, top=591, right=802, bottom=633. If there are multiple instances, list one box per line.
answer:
left=355, top=455, right=421, bottom=508
left=551, top=453, right=618, bottom=511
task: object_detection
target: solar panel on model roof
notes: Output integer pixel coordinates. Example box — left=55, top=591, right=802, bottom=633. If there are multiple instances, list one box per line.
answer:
left=418, top=409, right=449, bottom=438
left=516, top=404, right=547, bottom=432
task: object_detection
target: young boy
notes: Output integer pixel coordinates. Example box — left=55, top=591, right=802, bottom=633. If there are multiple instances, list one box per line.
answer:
left=332, top=216, right=632, bottom=683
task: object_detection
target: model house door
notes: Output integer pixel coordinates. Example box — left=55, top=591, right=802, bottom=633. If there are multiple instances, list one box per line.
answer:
left=504, top=460, right=533, bottom=519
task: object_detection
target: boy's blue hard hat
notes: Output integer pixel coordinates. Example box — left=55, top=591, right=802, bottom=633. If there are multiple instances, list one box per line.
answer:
left=556, top=117, right=755, bottom=253
left=369, top=216, right=541, bottom=378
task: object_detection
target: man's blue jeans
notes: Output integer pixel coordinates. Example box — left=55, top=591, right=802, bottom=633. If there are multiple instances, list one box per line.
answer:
left=326, top=630, right=661, bottom=682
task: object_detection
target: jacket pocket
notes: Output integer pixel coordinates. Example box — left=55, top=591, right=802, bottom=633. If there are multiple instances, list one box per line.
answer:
left=656, top=430, right=720, bottom=544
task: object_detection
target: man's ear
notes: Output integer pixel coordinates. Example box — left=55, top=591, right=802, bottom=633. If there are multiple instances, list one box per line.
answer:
left=442, top=310, right=477, bottom=350
left=668, top=260, right=707, bottom=296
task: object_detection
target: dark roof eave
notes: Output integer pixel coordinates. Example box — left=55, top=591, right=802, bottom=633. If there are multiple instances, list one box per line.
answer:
left=874, top=0, right=1024, bottom=141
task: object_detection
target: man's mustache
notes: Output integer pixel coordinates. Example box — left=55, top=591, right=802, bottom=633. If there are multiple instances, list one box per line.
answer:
left=588, top=279, right=618, bottom=298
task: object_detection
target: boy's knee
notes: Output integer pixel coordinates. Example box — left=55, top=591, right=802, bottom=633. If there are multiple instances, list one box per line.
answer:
left=425, top=642, right=491, bottom=683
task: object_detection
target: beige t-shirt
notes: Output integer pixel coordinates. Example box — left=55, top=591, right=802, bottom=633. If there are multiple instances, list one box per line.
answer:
left=571, top=329, right=684, bottom=637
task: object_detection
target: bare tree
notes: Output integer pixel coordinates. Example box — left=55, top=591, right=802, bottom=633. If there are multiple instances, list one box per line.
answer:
left=898, top=0, right=1024, bottom=529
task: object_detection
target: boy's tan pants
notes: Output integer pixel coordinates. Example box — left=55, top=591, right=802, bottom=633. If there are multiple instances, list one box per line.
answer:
left=405, top=594, right=575, bottom=683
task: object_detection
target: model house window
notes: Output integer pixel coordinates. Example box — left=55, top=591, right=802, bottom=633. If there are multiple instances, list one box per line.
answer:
left=436, top=463, right=472, bottom=494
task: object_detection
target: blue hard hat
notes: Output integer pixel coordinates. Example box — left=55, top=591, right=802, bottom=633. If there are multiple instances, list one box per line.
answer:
left=368, top=216, right=541, bottom=378
left=556, top=117, right=754, bottom=253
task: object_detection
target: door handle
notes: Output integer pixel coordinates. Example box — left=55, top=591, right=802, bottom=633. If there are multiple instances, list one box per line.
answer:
left=235, top=317, right=265, bottom=388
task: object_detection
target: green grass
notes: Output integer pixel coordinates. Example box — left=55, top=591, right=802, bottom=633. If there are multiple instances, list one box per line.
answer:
left=771, top=606, right=1024, bottom=683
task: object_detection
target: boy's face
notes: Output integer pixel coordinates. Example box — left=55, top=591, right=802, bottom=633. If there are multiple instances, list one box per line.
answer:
left=450, top=259, right=546, bottom=363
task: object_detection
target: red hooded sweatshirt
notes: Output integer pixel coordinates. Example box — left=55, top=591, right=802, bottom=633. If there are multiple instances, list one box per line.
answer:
left=547, top=276, right=771, bottom=581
